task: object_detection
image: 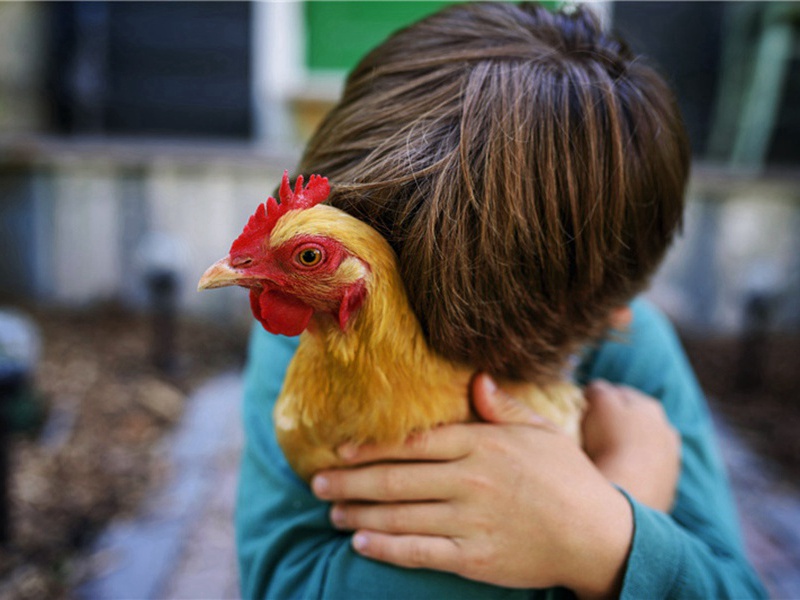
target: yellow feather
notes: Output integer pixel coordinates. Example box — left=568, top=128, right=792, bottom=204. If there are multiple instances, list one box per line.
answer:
left=272, top=205, right=585, bottom=481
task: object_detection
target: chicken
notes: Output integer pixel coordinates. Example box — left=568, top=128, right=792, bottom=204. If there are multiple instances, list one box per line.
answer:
left=199, top=171, right=584, bottom=481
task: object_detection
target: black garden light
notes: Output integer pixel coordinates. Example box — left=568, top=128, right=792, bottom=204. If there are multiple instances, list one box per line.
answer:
left=136, top=232, right=188, bottom=375
left=0, top=310, right=43, bottom=544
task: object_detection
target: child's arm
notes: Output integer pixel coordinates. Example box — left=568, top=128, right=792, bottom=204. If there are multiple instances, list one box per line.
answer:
left=581, top=299, right=767, bottom=598
left=314, top=375, right=678, bottom=596
left=314, top=376, right=635, bottom=597
left=310, top=299, right=767, bottom=599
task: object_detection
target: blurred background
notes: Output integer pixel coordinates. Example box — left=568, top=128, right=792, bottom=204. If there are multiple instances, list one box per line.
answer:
left=0, top=1, right=797, bottom=598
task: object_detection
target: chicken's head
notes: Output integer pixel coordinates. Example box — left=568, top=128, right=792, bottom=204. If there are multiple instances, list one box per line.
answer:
left=198, top=171, right=369, bottom=337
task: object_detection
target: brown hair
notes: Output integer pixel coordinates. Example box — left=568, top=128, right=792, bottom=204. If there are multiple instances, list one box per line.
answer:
left=299, top=2, right=690, bottom=382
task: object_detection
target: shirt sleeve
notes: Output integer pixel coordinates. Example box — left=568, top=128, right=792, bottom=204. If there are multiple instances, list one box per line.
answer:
left=579, top=299, right=767, bottom=599
left=235, top=326, right=531, bottom=600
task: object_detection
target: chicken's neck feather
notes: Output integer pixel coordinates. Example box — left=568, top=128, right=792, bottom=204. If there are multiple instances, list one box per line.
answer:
left=280, top=231, right=470, bottom=447
left=273, top=207, right=585, bottom=467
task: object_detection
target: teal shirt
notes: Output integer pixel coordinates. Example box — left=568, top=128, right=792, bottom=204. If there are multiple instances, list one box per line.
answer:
left=236, top=299, right=767, bottom=599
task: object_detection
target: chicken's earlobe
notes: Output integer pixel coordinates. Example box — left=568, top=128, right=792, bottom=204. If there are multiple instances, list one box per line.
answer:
left=337, top=281, right=367, bottom=331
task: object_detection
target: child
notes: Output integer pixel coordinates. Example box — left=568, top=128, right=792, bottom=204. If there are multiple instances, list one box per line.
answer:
left=236, top=4, right=766, bottom=598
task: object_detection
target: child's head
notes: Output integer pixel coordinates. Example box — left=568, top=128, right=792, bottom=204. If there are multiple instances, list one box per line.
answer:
left=299, top=2, right=690, bottom=381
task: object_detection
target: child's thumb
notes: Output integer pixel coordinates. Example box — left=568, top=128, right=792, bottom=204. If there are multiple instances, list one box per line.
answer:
left=471, top=373, right=554, bottom=429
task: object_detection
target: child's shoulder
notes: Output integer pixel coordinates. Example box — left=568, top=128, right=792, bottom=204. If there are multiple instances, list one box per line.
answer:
left=580, top=298, right=695, bottom=400
left=629, top=297, right=680, bottom=348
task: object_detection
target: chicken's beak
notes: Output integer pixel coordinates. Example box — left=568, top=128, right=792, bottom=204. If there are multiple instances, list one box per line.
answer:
left=198, top=257, right=244, bottom=290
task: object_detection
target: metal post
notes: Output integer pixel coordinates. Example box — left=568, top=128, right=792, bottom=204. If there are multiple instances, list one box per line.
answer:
left=0, top=364, right=25, bottom=544
left=736, top=293, right=772, bottom=391
left=148, top=269, right=178, bottom=374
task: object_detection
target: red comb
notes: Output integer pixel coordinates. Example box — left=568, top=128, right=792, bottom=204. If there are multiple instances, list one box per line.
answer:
left=230, top=170, right=330, bottom=253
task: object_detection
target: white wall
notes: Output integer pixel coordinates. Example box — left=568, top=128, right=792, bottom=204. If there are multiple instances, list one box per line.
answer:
left=648, top=173, right=800, bottom=333
left=2, top=139, right=296, bottom=325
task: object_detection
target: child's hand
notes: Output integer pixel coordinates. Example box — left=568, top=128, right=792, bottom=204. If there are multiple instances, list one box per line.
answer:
left=582, top=380, right=681, bottom=512
left=311, top=375, right=633, bottom=598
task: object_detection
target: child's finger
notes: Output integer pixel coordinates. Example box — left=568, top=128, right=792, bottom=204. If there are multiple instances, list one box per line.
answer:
left=351, top=531, right=461, bottom=574
left=312, top=461, right=460, bottom=502
left=336, top=425, right=473, bottom=465
left=330, top=501, right=456, bottom=537
left=584, top=379, right=625, bottom=409
left=582, top=380, right=629, bottom=456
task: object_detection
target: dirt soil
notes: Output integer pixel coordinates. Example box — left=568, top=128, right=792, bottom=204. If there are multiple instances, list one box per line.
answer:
left=0, top=303, right=248, bottom=600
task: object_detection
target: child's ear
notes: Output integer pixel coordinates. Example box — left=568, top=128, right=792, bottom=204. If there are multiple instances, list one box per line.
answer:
left=609, top=306, right=633, bottom=330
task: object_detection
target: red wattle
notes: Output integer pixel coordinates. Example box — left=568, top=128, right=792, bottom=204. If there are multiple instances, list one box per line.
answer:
left=250, top=289, right=313, bottom=337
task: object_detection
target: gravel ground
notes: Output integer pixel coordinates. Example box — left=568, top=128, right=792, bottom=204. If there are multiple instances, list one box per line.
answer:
left=0, top=302, right=248, bottom=600
left=680, top=331, right=800, bottom=482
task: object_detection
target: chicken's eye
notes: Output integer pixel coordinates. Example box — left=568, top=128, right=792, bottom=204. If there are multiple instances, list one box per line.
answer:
left=297, top=248, right=323, bottom=267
